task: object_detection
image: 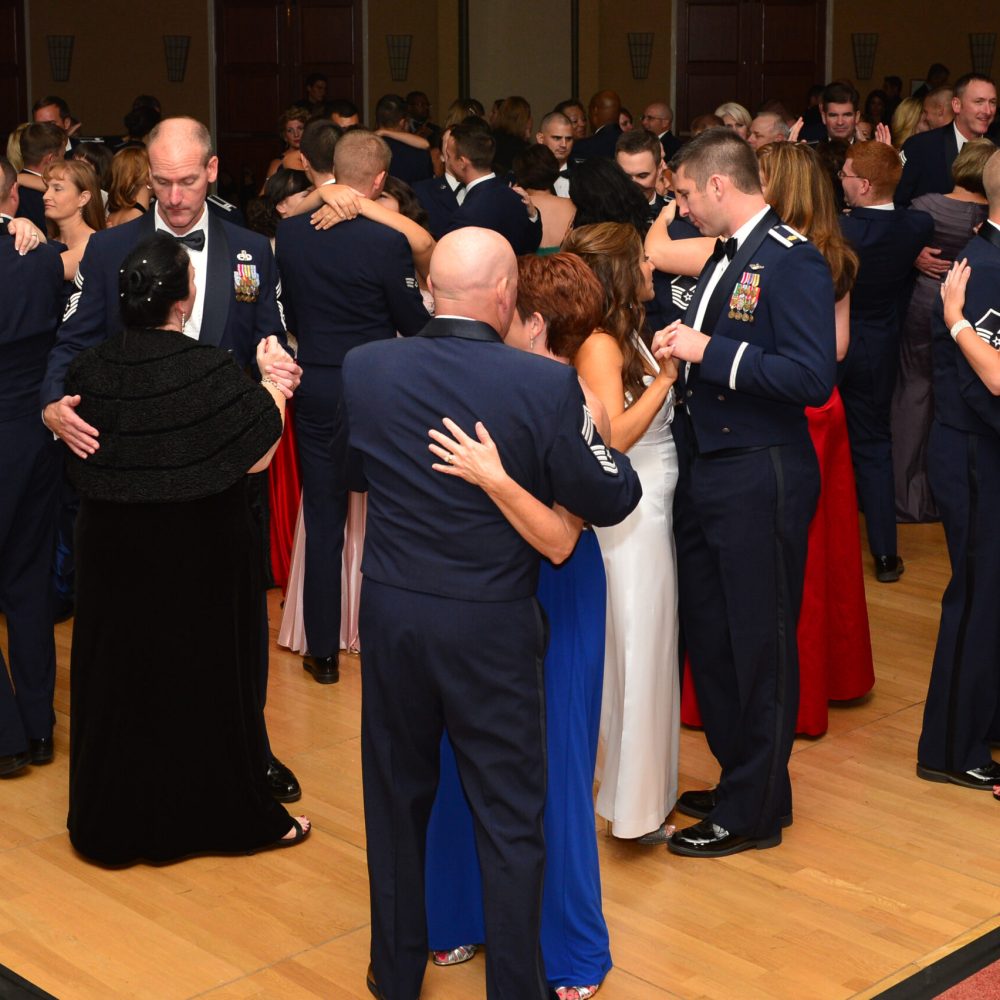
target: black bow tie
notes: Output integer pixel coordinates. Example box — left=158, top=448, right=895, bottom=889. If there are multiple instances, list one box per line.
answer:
left=711, top=237, right=738, bottom=263
left=171, top=229, right=206, bottom=252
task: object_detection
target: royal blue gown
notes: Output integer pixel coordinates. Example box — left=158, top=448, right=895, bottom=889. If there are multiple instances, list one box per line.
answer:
left=424, top=529, right=612, bottom=988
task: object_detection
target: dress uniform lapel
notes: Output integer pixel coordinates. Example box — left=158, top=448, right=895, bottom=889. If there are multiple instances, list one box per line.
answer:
left=698, top=208, right=778, bottom=337
left=944, top=125, right=959, bottom=172
left=978, top=221, right=1000, bottom=252
left=200, top=211, right=229, bottom=347
left=418, top=317, right=501, bottom=342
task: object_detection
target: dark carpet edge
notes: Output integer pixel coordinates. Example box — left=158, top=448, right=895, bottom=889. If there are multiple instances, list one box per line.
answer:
left=873, top=924, right=1000, bottom=999
left=0, top=964, right=57, bottom=1000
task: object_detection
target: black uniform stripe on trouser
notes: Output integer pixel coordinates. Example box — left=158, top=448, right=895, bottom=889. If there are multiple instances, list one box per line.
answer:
left=945, top=434, right=979, bottom=774
left=530, top=594, right=550, bottom=1000
left=760, top=446, right=790, bottom=834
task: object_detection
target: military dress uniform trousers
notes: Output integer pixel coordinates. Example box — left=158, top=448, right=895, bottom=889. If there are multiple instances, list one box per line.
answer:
left=918, top=422, right=1000, bottom=772
left=294, top=363, right=350, bottom=658
left=359, top=578, right=550, bottom=1000
left=673, top=414, right=819, bottom=838
left=0, top=416, right=60, bottom=755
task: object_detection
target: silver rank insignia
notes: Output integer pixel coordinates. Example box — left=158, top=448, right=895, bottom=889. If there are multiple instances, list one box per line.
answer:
left=405, top=276, right=419, bottom=289
left=581, top=404, right=618, bottom=474
left=237, top=250, right=252, bottom=262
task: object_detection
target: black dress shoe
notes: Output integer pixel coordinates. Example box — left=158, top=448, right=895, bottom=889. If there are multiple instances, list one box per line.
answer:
left=266, top=757, right=302, bottom=802
left=0, top=751, right=31, bottom=777
left=668, top=818, right=781, bottom=857
left=874, top=554, right=904, bottom=583
left=29, top=737, right=54, bottom=765
left=303, top=654, right=339, bottom=684
left=916, top=759, right=1000, bottom=789
left=676, top=788, right=793, bottom=828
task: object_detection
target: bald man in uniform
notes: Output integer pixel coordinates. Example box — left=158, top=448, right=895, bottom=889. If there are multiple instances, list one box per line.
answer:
left=344, top=228, right=641, bottom=1000
left=570, top=90, right=623, bottom=163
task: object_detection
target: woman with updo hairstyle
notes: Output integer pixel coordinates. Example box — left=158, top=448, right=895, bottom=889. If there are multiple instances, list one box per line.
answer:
left=423, top=252, right=616, bottom=1000
left=266, top=106, right=310, bottom=180
left=568, top=157, right=650, bottom=234
left=41, top=158, right=105, bottom=282
left=512, top=144, right=576, bottom=251
left=64, top=232, right=310, bottom=866
left=106, top=146, right=152, bottom=227
left=561, top=222, right=682, bottom=849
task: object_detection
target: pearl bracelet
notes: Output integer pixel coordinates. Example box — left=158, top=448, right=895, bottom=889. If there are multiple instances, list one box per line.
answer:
left=950, top=319, right=973, bottom=341
left=261, top=375, right=281, bottom=390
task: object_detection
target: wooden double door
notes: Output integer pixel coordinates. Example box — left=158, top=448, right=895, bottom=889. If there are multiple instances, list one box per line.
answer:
left=215, top=0, right=363, bottom=201
left=676, top=0, right=827, bottom=130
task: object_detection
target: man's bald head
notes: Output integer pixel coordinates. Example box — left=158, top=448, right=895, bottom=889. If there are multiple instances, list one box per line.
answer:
left=147, top=116, right=213, bottom=164
left=588, top=90, right=621, bottom=130
left=429, top=228, right=518, bottom=335
left=984, top=149, right=1000, bottom=213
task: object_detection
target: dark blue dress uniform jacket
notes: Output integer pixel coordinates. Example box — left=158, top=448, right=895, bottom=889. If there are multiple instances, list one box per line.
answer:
left=412, top=176, right=460, bottom=240
left=445, top=177, right=542, bottom=256
left=41, top=210, right=284, bottom=405
left=896, top=124, right=960, bottom=208
left=343, top=318, right=641, bottom=600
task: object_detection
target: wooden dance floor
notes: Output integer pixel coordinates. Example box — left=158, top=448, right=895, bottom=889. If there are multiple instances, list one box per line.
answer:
left=2, top=520, right=999, bottom=999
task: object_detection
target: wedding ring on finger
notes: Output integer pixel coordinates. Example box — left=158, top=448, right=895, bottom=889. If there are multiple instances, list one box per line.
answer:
left=444, top=453, right=455, bottom=464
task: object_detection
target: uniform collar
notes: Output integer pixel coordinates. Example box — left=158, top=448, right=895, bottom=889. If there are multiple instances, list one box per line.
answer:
left=419, top=316, right=502, bottom=342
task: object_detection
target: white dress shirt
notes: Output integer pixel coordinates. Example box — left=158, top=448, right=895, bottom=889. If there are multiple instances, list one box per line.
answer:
left=154, top=206, right=209, bottom=340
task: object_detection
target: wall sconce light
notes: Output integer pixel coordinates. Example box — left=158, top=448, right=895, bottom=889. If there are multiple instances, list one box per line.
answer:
left=386, top=35, right=413, bottom=83
left=851, top=33, right=878, bottom=81
left=47, top=35, right=74, bottom=82
left=627, top=33, right=653, bottom=81
left=970, top=33, right=997, bottom=76
left=163, top=35, right=191, bottom=83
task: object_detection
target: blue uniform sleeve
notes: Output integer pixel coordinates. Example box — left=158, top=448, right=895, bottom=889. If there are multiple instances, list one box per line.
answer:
left=953, top=262, right=1000, bottom=434
left=382, top=232, right=431, bottom=337
left=41, top=238, right=110, bottom=405
left=545, top=373, right=642, bottom=526
left=699, top=245, right=836, bottom=408
left=894, top=137, right=921, bottom=208
left=250, top=239, right=288, bottom=354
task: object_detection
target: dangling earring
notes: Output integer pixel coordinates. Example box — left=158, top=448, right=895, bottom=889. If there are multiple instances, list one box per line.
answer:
left=529, top=334, right=535, bottom=351
left=179, top=310, right=187, bottom=333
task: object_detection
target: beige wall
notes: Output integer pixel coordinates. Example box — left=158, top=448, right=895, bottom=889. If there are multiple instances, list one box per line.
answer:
left=22, top=1, right=998, bottom=141
left=830, top=1, right=999, bottom=99
left=27, top=0, right=211, bottom=135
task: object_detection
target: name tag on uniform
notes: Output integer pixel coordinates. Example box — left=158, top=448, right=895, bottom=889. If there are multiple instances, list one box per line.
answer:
left=234, top=263, right=260, bottom=303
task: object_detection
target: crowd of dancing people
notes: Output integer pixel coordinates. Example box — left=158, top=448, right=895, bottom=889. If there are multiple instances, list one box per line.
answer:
left=1, top=64, right=1000, bottom=999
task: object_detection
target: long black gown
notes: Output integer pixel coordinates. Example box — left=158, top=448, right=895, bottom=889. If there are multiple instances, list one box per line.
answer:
left=65, top=328, right=292, bottom=865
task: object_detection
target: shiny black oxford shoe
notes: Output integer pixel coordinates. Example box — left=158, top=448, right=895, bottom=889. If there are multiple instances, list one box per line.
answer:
left=29, top=737, right=54, bottom=765
left=874, top=554, right=904, bottom=583
left=916, top=759, right=1000, bottom=789
left=266, top=757, right=301, bottom=802
left=677, top=788, right=792, bottom=828
left=303, top=654, right=339, bottom=684
left=668, top=819, right=782, bottom=858
left=0, top=751, right=31, bottom=777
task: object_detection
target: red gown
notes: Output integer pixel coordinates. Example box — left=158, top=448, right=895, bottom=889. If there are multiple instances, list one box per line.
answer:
left=681, top=388, right=874, bottom=736
left=267, top=400, right=302, bottom=590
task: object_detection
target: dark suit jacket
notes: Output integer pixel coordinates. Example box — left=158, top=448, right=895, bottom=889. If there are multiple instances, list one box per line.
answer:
left=342, top=317, right=641, bottom=601
left=658, top=130, right=682, bottom=162
left=42, top=210, right=284, bottom=405
left=275, top=213, right=429, bottom=367
left=569, top=123, right=623, bottom=164
left=0, top=226, right=64, bottom=421
left=384, top=136, right=434, bottom=187
left=15, top=181, right=47, bottom=233
left=896, top=124, right=960, bottom=208
left=932, top=224, right=1000, bottom=436
left=413, top=176, right=460, bottom=240
left=445, top=177, right=541, bottom=255
left=839, top=206, right=934, bottom=335
left=679, top=210, right=836, bottom=454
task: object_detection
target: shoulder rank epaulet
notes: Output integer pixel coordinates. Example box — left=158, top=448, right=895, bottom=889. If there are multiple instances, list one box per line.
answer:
left=207, top=194, right=237, bottom=212
left=768, top=224, right=808, bottom=247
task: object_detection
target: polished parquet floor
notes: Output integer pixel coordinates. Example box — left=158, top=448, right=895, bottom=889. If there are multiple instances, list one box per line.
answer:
left=2, top=520, right=999, bottom=999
